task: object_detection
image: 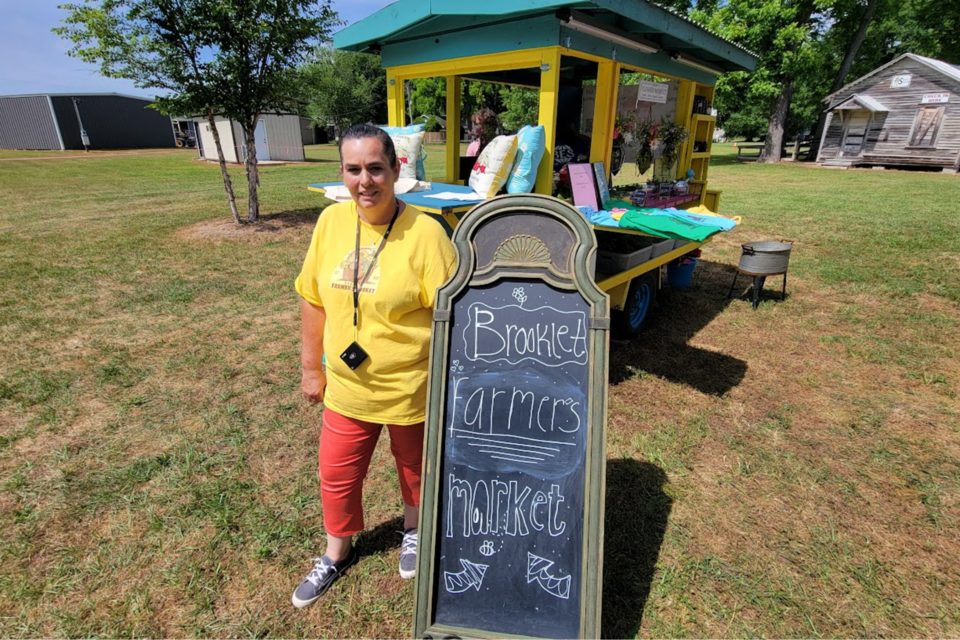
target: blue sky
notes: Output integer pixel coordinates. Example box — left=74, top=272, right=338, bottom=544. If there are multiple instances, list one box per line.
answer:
left=0, top=0, right=395, bottom=97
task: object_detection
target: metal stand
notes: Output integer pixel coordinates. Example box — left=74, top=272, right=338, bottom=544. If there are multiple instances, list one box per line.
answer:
left=727, top=270, right=787, bottom=310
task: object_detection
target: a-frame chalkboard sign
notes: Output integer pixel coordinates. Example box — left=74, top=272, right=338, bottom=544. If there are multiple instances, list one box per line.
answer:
left=415, top=194, right=609, bottom=639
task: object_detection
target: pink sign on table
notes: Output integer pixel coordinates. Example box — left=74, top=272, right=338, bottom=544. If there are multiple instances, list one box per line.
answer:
left=568, top=163, right=599, bottom=211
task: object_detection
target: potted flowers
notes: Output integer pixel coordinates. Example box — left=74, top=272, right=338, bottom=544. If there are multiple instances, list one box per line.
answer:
left=631, top=116, right=689, bottom=180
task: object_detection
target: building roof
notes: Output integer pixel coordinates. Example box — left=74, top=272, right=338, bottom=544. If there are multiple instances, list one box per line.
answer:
left=334, top=0, right=757, bottom=74
left=0, top=92, right=157, bottom=101
left=828, top=94, right=889, bottom=113
left=825, top=53, right=960, bottom=103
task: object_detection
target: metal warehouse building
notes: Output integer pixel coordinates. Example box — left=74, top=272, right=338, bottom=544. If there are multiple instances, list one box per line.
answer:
left=0, top=93, right=175, bottom=150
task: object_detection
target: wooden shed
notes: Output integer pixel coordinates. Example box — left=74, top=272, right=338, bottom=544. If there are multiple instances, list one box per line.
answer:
left=816, top=53, right=960, bottom=172
left=192, top=113, right=305, bottom=163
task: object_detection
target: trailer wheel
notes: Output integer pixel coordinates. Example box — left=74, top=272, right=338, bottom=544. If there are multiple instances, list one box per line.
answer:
left=614, top=272, right=658, bottom=338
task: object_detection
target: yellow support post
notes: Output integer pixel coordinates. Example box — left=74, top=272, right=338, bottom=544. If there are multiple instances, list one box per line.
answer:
left=535, top=46, right=562, bottom=196
left=386, top=71, right=405, bottom=128
left=674, top=80, right=697, bottom=179
left=445, top=75, right=462, bottom=184
left=589, top=59, right=620, bottom=175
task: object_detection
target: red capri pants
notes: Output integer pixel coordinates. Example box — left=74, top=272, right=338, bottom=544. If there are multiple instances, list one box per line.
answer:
left=318, top=407, right=424, bottom=537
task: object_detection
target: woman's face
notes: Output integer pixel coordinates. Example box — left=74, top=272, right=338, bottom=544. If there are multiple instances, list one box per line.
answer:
left=340, top=137, right=399, bottom=211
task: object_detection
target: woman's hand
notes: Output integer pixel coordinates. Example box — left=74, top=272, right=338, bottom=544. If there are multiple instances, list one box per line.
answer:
left=301, top=368, right=326, bottom=404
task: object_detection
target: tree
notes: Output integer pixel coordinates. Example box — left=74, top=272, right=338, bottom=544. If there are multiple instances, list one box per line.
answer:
left=498, top=86, right=539, bottom=132
left=56, top=0, right=340, bottom=224
left=298, top=47, right=386, bottom=139
left=697, top=0, right=824, bottom=163
left=408, top=77, right=447, bottom=123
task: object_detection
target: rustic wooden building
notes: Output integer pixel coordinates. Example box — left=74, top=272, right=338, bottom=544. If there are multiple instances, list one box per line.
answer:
left=816, top=53, right=960, bottom=172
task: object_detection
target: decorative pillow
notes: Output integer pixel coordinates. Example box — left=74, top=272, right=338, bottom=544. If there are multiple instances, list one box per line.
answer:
left=506, top=124, right=546, bottom=194
left=380, top=124, right=427, bottom=180
left=389, top=131, right=425, bottom=180
left=469, top=135, right=519, bottom=198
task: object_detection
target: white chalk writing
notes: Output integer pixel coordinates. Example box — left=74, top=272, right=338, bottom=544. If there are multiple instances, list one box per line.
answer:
left=462, top=303, right=588, bottom=367
left=446, top=475, right=566, bottom=539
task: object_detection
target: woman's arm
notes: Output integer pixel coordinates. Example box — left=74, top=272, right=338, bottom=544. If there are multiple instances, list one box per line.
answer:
left=300, top=298, right=327, bottom=404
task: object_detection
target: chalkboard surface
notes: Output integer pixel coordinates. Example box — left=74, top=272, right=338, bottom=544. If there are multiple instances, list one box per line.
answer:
left=434, top=279, right=588, bottom=637
left=415, top=194, right=609, bottom=640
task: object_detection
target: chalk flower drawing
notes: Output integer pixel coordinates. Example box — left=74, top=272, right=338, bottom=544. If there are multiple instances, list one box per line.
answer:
left=512, top=287, right=527, bottom=306
left=527, top=552, right=571, bottom=599
left=444, top=558, right=489, bottom=593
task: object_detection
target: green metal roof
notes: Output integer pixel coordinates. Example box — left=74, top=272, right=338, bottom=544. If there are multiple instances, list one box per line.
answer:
left=335, top=0, right=757, bottom=79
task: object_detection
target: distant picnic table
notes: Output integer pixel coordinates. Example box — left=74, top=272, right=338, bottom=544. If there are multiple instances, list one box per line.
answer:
left=736, top=139, right=814, bottom=162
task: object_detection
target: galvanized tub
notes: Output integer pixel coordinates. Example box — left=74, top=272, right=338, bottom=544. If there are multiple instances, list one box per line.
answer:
left=738, top=241, right=792, bottom=275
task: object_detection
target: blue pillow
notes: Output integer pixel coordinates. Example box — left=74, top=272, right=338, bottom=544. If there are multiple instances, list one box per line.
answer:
left=506, top=124, right=546, bottom=194
left=380, top=124, right=427, bottom=180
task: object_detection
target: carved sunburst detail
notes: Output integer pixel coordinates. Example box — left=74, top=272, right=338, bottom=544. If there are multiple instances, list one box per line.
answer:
left=494, top=235, right=551, bottom=265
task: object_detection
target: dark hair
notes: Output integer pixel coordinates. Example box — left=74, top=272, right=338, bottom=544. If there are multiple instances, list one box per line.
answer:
left=338, top=124, right=397, bottom=167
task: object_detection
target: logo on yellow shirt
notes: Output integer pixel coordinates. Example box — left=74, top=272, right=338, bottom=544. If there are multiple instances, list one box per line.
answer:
left=331, top=247, right=381, bottom=294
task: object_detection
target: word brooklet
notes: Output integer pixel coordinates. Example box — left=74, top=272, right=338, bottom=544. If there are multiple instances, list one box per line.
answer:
left=463, top=303, right=588, bottom=367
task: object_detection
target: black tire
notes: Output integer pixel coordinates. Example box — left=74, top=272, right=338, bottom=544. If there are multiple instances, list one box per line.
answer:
left=613, top=272, right=658, bottom=338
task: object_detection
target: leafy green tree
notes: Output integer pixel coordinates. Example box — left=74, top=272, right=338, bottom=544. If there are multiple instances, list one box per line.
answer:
left=696, top=0, right=824, bottom=162
left=409, top=77, right=447, bottom=122
left=498, top=86, right=539, bottom=132
left=298, top=47, right=385, bottom=139
left=56, top=0, right=340, bottom=224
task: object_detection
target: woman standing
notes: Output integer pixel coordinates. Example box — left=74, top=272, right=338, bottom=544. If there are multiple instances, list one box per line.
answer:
left=292, top=124, right=456, bottom=608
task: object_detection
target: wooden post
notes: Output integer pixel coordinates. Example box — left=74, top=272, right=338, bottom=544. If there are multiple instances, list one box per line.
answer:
left=674, top=80, right=697, bottom=180
left=589, top=59, right=620, bottom=175
left=386, top=70, right=405, bottom=128
left=445, top=75, right=462, bottom=184
left=535, top=47, right=562, bottom=196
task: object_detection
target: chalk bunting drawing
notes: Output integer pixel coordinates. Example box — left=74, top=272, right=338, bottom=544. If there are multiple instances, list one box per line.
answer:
left=527, top=552, right=571, bottom=600
left=444, top=558, right=489, bottom=594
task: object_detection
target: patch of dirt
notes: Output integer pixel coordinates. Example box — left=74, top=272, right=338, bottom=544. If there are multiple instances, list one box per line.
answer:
left=175, top=209, right=318, bottom=244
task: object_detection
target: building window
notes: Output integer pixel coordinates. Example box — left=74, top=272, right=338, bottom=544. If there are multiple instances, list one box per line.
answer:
left=907, top=107, right=944, bottom=147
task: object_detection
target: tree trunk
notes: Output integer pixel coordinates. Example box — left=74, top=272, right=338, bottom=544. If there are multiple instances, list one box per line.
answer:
left=760, top=83, right=794, bottom=163
left=810, top=0, right=880, bottom=151
left=759, top=0, right=817, bottom=163
left=207, top=110, right=240, bottom=224
left=243, top=121, right=260, bottom=224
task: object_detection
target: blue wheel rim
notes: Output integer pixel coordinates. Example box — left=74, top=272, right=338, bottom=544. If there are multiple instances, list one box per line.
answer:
left=629, top=283, right=652, bottom=329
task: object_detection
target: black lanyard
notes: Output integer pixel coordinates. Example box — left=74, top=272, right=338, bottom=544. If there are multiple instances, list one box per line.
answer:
left=353, top=200, right=401, bottom=327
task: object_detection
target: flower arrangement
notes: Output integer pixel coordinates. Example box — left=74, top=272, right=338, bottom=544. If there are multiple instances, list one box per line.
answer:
left=630, top=116, right=688, bottom=178
left=657, top=119, right=689, bottom=175
left=613, top=110, right=638, bottom=141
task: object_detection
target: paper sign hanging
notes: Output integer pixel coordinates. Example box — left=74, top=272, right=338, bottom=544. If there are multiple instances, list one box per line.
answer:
left=637, top=81, right=669, bottom=104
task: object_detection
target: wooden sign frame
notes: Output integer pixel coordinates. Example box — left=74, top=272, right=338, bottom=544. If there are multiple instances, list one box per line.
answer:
left=414, top=194, right=609, bottom=640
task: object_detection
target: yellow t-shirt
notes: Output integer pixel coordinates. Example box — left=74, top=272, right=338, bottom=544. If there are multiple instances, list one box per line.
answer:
left=295, top=200, right=457, bottom=425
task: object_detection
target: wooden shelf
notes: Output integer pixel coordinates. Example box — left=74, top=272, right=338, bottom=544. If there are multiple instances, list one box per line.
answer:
left=691, top=151, right=711, bottom=159
left=692, top=113, right=716, bottom=122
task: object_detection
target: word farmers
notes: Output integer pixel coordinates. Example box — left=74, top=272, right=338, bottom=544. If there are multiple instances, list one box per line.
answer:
left=463, top=303, right=587, bottom=367
left=450, top=376, right=582, bottom=435
left=446, top=475, right=567, bottom=539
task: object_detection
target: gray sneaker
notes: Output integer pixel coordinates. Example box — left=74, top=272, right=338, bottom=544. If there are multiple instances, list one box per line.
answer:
left=399, top=528, right=417, bottom=579
left=291, top=548, right=358, bottom=608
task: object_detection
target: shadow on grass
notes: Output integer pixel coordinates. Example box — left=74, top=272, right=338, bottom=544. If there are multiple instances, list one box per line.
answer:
left=355, top=515, right=405, bottom=556
left=610, top=259, right=748, bottom=395
left=251, top=208, right=320, bottom=231
left=707, top=152, right=744, bottom=167
left=602, top=458, right=672, bottom=638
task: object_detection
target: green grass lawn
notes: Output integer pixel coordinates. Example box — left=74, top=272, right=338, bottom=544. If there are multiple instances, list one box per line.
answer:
left=0, top=144, right=957, bottom=638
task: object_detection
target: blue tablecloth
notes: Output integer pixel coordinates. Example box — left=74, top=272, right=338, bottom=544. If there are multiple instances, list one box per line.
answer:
left=308, top=182, right=485, bottom=211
